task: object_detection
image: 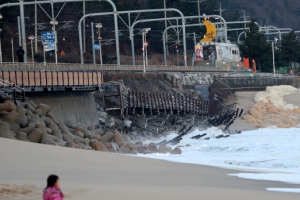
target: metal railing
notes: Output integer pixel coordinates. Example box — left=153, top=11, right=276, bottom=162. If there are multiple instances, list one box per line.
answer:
left=0, top=62, right=230, bottom=72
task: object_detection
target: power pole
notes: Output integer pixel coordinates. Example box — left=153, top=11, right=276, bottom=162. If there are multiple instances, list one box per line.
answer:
left=35, top=0, right=37, bottom=53
left=83, top=1, right=86, bottom=54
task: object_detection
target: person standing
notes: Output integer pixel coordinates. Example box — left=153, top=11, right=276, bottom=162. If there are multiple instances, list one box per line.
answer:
left=43, top=175, right=64, bottom=200
left=17, top=46, right=24, bottom=62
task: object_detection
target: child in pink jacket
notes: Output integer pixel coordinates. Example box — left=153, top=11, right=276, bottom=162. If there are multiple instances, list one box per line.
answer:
left=43, top=175, right=64, bottom=200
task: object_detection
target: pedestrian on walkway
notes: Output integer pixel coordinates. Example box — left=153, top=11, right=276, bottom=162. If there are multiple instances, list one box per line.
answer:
left=17, top=46, right=24, bottom=62
left=43, top=175, right=64, bottom=200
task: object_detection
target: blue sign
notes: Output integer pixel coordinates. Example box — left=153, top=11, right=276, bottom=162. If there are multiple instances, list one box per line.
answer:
left=93, top=44, right=100, bottom=50
left=41, top=31, right=55, bottom=43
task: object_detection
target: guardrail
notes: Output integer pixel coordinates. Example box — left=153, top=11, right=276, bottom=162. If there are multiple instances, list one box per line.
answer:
left=0, top=62, right=231, bottom=72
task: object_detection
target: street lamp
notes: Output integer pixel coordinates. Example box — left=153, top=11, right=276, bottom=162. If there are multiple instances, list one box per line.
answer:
left=142, top=28, right=151, bottom=73
left=28, top=35, right=34, bottom=63
left=50, top=20, right=58, bottom=64
left=95, top=23, right=103, bottom=66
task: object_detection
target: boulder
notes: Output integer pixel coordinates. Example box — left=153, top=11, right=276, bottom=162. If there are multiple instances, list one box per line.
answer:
left=34, top=109, right=43, bottom=116
left=16, top=106, right=26, bottom=118
left=16, top=132, right=28, bottom=141
left=118, top=146, right=130, bottom=154
left=44, top=117, right=53, bottom=126
left=3, top=110, right=20, bottom=124
left=93, top=128, right=104, bottom=136
left=248, top=109, right=263, bottom=119
left=28, top=129, right=43, bottom=143
left=89, top=139, right=108, bottom=152
left=19, top=119, right=29, bottom=128
left=65, top=140, right=75, bottom=148
left=122, top=134, right=133, bottom=143
left=46, top=111, right=55, bottom=118
left=107, top=148, right=117, bottom=153
left=124, top=143, right=135, bottom=151
left=158, top=147, right=169, bottom=154
left=0, top=122, right=10, bottom=137
left=74, top=131, right=85, bottom=138
left=247, top=119, right=261, bottom=125
left=35, top=123, right=48, bottom=143
left=242, top=114, right=255, bottom=121
left=94, top=135, right=101, bottom=141
left=46, top=128, right=53, bottom=134
left=148, top=142, right=158, bottom=153
left=52, top=129, right=63, bottom=140
left=46, top=134, right=59, bottom=142
left=100, top=131, right=114, bottom=143
left=129, top=149, right=138, bottom=155
left=2, top=131, right=15, bottom=139
left=171, top=147, right=182, bottom=155
left=87, top=125, right=95, bottom=131
left=19, top=127, right=35, bottom=135
left=44, top=138, right=57, bottom=145
left=63, top=134, right=73, bottom=142
left=0, top=101, right=16, bottom=112
left=10, top=123, right=20, bottom=135
left=29, top=100, right=38, bottom=108
left=48, top=123, right=58, bottom=131
left=112, top=132, right=126, bottom=147
left=36, top=104, right=50, bottom=116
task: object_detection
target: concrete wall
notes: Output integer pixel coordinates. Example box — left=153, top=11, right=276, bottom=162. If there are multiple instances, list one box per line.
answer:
left=26, top=92, right=99, bottom=126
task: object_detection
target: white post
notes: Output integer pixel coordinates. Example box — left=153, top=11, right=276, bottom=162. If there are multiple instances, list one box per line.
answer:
left=272, top=41, right=275, bottom=77
left=43, top=44, right=46, bottom=64
left=31, top=39, right=34, bottom=62
left=145, top=33, right=148, bottom=67
left=11, top=38, right=14, bottom=63
left=34, top=0, right=37, bottom=53
left=142, top=31, right=146, bottom=73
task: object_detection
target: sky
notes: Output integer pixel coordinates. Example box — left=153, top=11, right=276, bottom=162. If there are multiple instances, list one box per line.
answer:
left=136, top=126, right=300, bottom=193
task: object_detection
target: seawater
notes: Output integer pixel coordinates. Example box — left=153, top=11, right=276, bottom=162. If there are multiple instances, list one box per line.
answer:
left=136, top=127, right=300, bottom=193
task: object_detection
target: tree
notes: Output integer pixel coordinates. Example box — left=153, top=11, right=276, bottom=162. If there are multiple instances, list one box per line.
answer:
left=277, top=31, right=300, bottom=64
left=238, top=19, right=272, bottom=72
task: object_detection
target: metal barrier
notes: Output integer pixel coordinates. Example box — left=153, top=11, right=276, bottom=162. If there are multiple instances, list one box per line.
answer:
left=0, top=62, right=226, bottom=72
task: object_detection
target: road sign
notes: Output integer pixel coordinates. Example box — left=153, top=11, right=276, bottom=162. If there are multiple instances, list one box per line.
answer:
left=44, top=42, right=55, bottom=52
left=41, top=31, right=55, bottom=43
left=93, top=44, right=100, bottom=50
left=144, top=41, right=149, bottom=47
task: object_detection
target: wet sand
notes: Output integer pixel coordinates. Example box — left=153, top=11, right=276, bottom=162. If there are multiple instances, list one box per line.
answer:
left=1, top=137, right=300, bottom=200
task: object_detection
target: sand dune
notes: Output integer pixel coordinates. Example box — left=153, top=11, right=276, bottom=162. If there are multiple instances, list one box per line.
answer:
left=1, top=137, right=299, bottom=200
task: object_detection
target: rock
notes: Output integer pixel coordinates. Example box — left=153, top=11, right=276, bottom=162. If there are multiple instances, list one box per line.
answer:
left=35, top=122, right=47, bottom=143
left=3, top=110, right=20, bottom=124
left=0, top=122, right=10, bottom=137
left=16, top=106, right=26, bottom=118
left=0, top=101, right=16, bottom=112
left=100, top=131, right=114, bottom=143
left=19, top=119, right=29, bottom=128
left=148, top=142, right=158, bottom=153
left=247, top=119, right=261, bottom=125
left=2, top=131, right=15, bottom=139
left=46, top=128, right=53, bottom=134
left=268, top=107, right=281, bottom=113
left=122, top=134, right=133, bottom=143
left=48, top=123, right=58, bottom=131
left=112, top=132, right=126, bottom=147
left=93, top=128, right=104, bottom=136
left=99, top=117, right=106, bottom=124
left=89, top=139, right=108, bottom=152
left=16, top=132, right=28, bottom=141
left=27, top=129, right=43, bottom=143
left=63, top=134, right=73, bottom=141
left=25, top=110, right=34, bottom=116
left=108, top=147, right=117, bottom=153
left=124, top=143, right=135, bottom=151
left=34, top=109, right=43, bottom=116
left=293, top=108, right=300, bottom=113
left=44, top=117, right=53, bottom=126
left=29, top=100, right=38, bottom=108
left=158, top=147, right=169, bottom=154
left=44, top=138, right=56, bottom=145
left=26, top=103, right=35, bottom=112
left=52, top=129, right=63, bottom=140
left=74, top=135, right=87, bottom=144
left=129, top=149, right=138, bottom=155
left=36, top=103, right=50, bottom=116
left=10, top=123, right=20, bottom=135
left=75, top=131, right=85, bottom=138
left=118, top=146, right=130, bottom=154
left=104, top=142, right=112, bottom=149
left=65, top=141, right=75, bottom=148
left=29, top=114, right=40, bottom=124
left=171, top=147, right=182, bottom=155
left=51, top=116, right=61, bottom=124
left=94, top=135, right=101, bottom=141
left=87, top=125, right=95, bottom=131
left=135, top=141, right=143, bottom=146
left=248, top=109, right=263, bottom=119
left=46, top=111, right=55, bottom=118
left=46, top=134, right=59, bottom=142
left=19, top=127, right=35, bottom=135
left=58, top=122, right=73, bottom=135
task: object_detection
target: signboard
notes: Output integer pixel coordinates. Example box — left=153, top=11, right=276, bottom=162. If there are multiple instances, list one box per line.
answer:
left=93, top=44, right=100, bottom=50
left=144, top=42, right=148, bottom=47
left=44, top=42, right=55, bottom=51
left=41, top=31, right=55, bottom=43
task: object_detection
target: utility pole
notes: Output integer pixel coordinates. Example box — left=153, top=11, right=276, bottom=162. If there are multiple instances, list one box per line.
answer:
left=35, top=0, right=37, bottom=53
left=83, top=0, right=86, bottom=54
left=163, top=0, right=169, bottom=55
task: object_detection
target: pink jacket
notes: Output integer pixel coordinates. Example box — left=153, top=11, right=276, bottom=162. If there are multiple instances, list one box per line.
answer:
left=43, top=187, right=64, bottom=200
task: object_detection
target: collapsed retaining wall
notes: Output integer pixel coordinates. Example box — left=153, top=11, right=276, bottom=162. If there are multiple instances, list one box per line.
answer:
left=26, top=92, right=99, bottom=126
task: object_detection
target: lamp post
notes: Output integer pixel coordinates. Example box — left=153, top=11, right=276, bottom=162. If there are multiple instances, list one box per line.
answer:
left=50, top=20, right=58, bottom=64
left=142, top=28, right=151, bottom=73
left=28, top=35, right=34, bottom=63
left=95, top=23, right=103, bottom=66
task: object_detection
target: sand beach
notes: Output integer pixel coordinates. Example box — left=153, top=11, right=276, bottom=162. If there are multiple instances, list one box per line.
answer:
left=1, top=89, right=300, bottom=200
